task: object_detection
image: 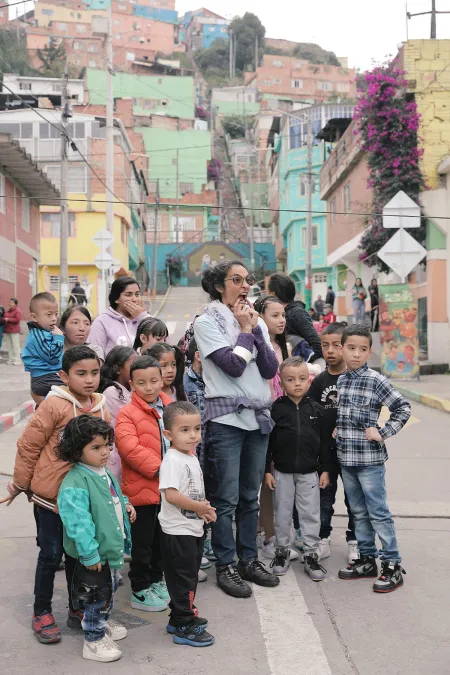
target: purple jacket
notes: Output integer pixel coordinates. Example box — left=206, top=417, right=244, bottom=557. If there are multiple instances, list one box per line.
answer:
left=88, top=307, right=151, bottom=357
left=103, top=382, right=132, bottom=483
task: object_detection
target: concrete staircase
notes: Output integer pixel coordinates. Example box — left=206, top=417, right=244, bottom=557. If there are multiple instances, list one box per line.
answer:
left=214, top=134, right=248, bottom=241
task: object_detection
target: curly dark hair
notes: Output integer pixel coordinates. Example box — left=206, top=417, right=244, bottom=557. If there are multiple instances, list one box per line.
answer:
left=201, top=259, right=246, bottom=301
left=56, top=415, right=114, bottom=464
left=98, top=346, right=136, bottom=398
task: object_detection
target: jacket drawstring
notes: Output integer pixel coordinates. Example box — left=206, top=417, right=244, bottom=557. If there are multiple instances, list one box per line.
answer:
left=122, top=317, right=134, bottom=348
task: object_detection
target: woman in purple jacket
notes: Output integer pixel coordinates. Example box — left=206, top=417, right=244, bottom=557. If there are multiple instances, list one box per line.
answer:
left=194, top=259, right=280, bottom=599
left=88, top=277, right=151, bottom=357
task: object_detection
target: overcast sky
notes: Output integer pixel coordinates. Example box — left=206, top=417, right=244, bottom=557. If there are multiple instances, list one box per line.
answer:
left=176, top=0, right=450, bottom=71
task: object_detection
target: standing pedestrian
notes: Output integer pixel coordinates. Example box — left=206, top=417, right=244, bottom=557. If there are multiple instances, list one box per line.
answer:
left=314, top=295, right=324, bottom=316
left=268, top=273, right=323, bottom=362
left=336, top=325, right=411, bottom=592
left=3, top=298, right=22, bottom=365
left=159, top=401, right=216, bottom=647
left=352, top=278, right=367, bottom=325
left=0, top=301, right=5, bottom=352
left=194, top=260, right=280, bottom=598
left=325, top=286, right=335, bottom=309
left=370, top=287, right=379, bottom=332
left=88, top=277, right=150, bottom=357
left=69, top=282, right=87, bottom=306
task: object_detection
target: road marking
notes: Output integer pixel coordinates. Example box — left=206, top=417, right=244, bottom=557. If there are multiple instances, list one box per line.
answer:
left=379, top=407, right=420, bottom=427
left=253, top=569, right=332, bottom=675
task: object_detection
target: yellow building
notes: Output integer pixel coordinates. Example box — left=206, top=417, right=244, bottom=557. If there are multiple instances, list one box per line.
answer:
left=402, top=39, right=450, bottom=189
left=39, top=196, right=132, bottom=316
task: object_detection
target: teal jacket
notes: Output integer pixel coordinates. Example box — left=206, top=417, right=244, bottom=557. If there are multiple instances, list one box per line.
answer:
left=57, top=464, right=131, bottom=569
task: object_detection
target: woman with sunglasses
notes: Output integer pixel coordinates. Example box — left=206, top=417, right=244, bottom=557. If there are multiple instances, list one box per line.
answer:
left=194, top=259, right=280, bottom=599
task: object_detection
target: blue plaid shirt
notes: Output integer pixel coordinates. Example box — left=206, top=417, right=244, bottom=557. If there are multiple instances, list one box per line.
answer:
left=336, top=363, right=411, bottom=466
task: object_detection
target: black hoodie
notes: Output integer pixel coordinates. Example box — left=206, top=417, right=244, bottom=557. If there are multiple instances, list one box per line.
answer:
left=285, top=300, right=323, bottom=361
left=266, top=395, right=331, bottom=475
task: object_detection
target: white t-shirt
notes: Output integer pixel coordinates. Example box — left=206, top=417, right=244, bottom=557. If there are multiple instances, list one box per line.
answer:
left=80, top=463, right=125, bottom=539
left=194, top=314, right=272, bottom=431
left=158, top=448, right=205, bottom=537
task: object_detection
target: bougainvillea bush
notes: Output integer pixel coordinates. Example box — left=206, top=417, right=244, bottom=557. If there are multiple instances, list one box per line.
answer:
left=355, top=60, right=426, bottom=272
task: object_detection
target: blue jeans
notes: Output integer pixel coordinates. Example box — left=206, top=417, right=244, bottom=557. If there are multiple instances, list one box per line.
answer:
left=204, top=421, right=269, bottom=566
left=341, top=465, right=401, bottom=562
left=353, top=299, right=365, bottom=325
left=82, top=568, right=119, bottom=642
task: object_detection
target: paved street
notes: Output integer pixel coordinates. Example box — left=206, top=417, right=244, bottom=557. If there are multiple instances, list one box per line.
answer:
left=157, top=286, right=207, bottom=344
left=1, top=401, right=449, bottom=674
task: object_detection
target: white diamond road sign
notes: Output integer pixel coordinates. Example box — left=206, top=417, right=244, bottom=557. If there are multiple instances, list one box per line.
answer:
left=382, top=190, right=421, bottom=229
left=377, top=229, right=426, bottom=282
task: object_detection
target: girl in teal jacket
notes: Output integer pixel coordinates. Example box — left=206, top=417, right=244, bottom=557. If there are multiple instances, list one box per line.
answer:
left=57, top=415, right=136, bottom=664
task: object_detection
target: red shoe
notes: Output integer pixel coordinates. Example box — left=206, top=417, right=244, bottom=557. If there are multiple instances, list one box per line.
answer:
left=67, top=609, right=84, bottom=629
left=32, top=612, right=61, bottom=644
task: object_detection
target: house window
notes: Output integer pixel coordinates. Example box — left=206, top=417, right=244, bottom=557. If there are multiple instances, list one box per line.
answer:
left=88, top=60, right=97, bottom=68
left=56, top=22, right=67, bottom=30
left=41, top=212, right=76, bottom=237
left=179, top=182, right=194, bottom=195
left=44, top=165, right=87, bottom=193
left=294, top=61, right=303, bottom=70
left=318, top=81, right=333, bottom=91
left=0, top=172, right=5, bottom=213
left=121, top=221, right=126, bottom=243
left=299, top=175, right=316, bottom=196
left=343, top=182, right=351, bottom=213
left=147, top=180, right=158, bottom=193
left=118, top=3, right=126, bottom=8
left=330, top=198, right=337, bottom=225
left=336, top=82, right=350, bottom=93
left=302, top=225, right=318, bottom=247
left=116, top=34, right=122, bottom=40
left=88, top=44, right=98, bottom=52
left=73, top=41, right=83, bottom=50
left=52, top=83, right=62, bottom=92
left=129, top=35, right=138, bottom=42
left=76, top=23, right=86, bottom=33
left=19, top=82, right=32, bottom=90
left=42, top=8, right=53, bottom=15
left=272, top=60, right=282, bottom=67
left=126, top=52, right=135, bottom=61
left=114, top=18, right=120, bottom=24
left=50, top=274, right=78, bottom=291
left=291, top=79, right=303, bottom=89
left=0, top=260, right=15, bottom=283
left=21, top=197, right=31, bottom=232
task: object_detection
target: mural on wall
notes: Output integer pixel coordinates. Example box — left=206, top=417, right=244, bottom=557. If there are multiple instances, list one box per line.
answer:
left=379, top=284, right=419, bottom=379
left=187, top=243, right=243, bottom=282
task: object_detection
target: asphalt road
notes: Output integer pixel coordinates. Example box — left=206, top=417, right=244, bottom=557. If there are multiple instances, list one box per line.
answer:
left=0, top=400, right=449, bottom=674
left=157, top=286, right=208, bottom=345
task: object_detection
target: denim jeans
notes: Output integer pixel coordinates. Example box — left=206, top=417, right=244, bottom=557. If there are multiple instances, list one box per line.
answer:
left=33, top=506, right=76, bottom=615
left=204, top=421, right=269, bottom=566
left=353, top=299, right=365, bottom=325
left=341, top=465, right=401, bottom=562
left=81, top=567, right=119, bottom=642
left=319, top=464, right=356, bottom=541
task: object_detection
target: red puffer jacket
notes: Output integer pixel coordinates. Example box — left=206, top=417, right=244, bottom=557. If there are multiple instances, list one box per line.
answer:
left=115, top=391, right=171, bottom=507
left=4, top=306, right=21, bottom=333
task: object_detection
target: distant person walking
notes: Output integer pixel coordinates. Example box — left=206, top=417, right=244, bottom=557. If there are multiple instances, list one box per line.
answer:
left=352, top=278, right=367, bottom=326
left=69, top=283, right=87, bottom=306
left=3, top=298, right=22, bottom=365
left=325, top=286, right=335, bottom=309
left=314, top=295, right=324, bottom=316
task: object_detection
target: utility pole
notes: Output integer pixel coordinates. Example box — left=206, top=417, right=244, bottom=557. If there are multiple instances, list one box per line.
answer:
left=151, top=179, right=159, bottom=298
left=255, top=34, right=258, bottom=71
left=406, top=0, right=450, bottom=39
left=248, top=169, right=255, bottom=270
left=59, top=62, right=70, bottom=313
left=304, top=115, right=313, bottom=310
left=105, top=1, right=114, bottom=257
left=229, top=29, right=233, bottom=79
left=175, top=149, right=180, bottom=244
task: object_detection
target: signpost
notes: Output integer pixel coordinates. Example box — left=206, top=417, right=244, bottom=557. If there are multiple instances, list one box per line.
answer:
left=93, top=229, right=114, bottom=314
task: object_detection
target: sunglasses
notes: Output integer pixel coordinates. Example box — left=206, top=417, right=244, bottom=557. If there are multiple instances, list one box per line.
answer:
left=225, top=274, right=256, bottom=287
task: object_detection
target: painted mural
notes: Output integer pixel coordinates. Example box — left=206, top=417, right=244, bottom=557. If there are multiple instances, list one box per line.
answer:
left=379, top=284, right=419, bottom=379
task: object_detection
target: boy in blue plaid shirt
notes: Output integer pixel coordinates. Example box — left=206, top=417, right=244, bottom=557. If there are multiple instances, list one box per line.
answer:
left=336, top=325, right=411, bottom=593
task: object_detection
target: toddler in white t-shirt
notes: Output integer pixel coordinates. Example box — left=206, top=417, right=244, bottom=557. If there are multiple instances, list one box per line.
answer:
left=159, top=401, right=217, bottom=647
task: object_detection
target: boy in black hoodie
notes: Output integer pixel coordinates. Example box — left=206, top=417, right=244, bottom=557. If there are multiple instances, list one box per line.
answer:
left=265, top=356, right=331, bottom=581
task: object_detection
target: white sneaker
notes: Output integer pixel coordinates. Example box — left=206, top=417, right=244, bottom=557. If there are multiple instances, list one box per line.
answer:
left=198, top=569, right=207, bottom=582
left=105, top=619, right=127, bottom=641
left=317, top=538, right=331, bottom=560
left=261, top=536, right=276, bottom=559
left=256, top=532, right=265, bottom=549
left=348, top=540, right=359, bottom=563
left=289, top=548, right=300, bottom=561
left=200, top=556, right=211, bottom=569
left=83, top=636, right=122, bottom=662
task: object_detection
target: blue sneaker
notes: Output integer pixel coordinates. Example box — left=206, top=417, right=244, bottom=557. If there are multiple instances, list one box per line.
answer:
left=203, top=539, right=217, bottom=562
left=151, top=580, right=170, bottom=602
left=130, top=587, right=168, bottom=612
left=166, top=617, right=208, bottom=634
left=294, top=528, right=304, bottom=551
left=173, top=624, right=215, bottom=647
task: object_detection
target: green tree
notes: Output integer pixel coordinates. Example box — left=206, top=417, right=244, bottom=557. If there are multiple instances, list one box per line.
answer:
left=230, top=12, right=265, bottom=73
left=293, top=42, right=340, bottom=66
left=37, top=39, right=76, bottom=78
left=0, top=28, right=34, bottom=76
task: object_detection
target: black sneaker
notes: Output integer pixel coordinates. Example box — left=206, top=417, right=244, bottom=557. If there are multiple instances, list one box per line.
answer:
left=373, top=561, right=405, bottom=593
left=173, top=623, right=215, bottom=647
left=216, top=564, right=252, bottom=598
left=167, top=616, right=208, bottom=634
left=338, top=555, right=378, bottom=580
left=237, top=558, right=280, bottom=588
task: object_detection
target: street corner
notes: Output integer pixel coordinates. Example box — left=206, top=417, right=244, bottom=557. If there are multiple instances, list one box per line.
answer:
left=0, top=400, right=34, bottom=435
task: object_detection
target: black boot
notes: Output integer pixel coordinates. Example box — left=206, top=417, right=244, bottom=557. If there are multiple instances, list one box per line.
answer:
left=216, top=564, right=252, bottom=598
left=237, top=558, right=280, bottom=588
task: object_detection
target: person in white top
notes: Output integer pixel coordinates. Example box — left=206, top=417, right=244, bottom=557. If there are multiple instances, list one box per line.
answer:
left=159, top=401, right=216, bottom=648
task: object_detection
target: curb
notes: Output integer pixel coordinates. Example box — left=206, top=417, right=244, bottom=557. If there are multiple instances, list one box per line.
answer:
left=395, top=385, right=450, bottom=415
left=0, top=400, right=34, bottom=434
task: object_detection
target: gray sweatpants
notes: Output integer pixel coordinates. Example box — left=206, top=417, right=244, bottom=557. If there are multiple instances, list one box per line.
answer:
left=274, top=469, right=320, bottom=554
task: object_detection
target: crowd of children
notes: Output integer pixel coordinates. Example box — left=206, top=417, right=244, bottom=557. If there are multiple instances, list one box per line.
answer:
left=0, top=284, right=412, bottom=663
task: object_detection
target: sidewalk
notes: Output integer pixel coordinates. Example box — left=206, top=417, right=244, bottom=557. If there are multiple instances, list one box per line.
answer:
left=395, top=374, right=450, bottom=414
